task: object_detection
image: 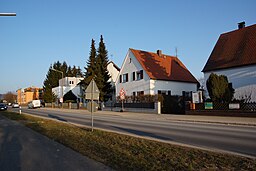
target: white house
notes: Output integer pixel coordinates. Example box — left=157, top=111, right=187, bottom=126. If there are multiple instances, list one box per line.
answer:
left=52, top=77, right=84, bottom=102
left=116, top=48, right=198, bottom=97
left=202, top=22, right=256, bottom=102
left=107, top=61, right=120, bottom=101
left=107, top=61, right=120, bottom=86
left=52, top=61, right=120, bottom=102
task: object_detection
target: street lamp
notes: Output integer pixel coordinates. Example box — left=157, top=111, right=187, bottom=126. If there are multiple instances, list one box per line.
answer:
left=51, top=67, right=64, bottom=109
left=0, top=13, right=16, bottom=16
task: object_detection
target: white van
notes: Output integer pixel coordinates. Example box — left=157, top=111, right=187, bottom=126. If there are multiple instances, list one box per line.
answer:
left=28, top=100, right=41, bottom=109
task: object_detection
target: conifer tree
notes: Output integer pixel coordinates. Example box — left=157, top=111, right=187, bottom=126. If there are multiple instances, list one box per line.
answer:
left=83, top=39, right=97, bottom=86
left=72, top=66, right=82, bottom=77
left=95, top=35, right=111, bottom=102
left=43, top=64, right=58, bottom=102
left=206, top=73, right=234, bottom=102
left=67, top=66, right=73, bottom=77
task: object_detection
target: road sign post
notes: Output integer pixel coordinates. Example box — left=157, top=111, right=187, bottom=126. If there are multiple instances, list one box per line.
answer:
left=119, top=88, right=126, bottom=112
left=85, top=79, right=100, bottom=131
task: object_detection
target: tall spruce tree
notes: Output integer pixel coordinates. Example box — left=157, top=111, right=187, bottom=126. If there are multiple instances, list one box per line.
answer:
left=95, top=35, right=111, bottom=102
left=43, top=63, right=59, bottom=102
left=83, top=39, right=97, bottom=87
left=72, top=66, right=82, bottom=77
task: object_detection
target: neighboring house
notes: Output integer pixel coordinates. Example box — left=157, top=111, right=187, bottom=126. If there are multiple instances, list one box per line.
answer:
left=107, top=61, right=120, bottom=87
left=52, top=61, right=120, bottom=103
left=107, top=61, right=120, bottom=101
left=116, top=48, right=198, bottom=97
left=52, top=77, right=84, bottom=102
left=17, top=86, right=43, bottom=105
left=202, top=22, right=256, bottom=102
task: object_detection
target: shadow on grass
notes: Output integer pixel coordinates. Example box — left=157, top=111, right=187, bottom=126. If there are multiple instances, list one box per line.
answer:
left=112, top=126, right=173, bottom=141
left=48, top=114, right=68, bottom=122
left=0, top=111, right=26, bottom=120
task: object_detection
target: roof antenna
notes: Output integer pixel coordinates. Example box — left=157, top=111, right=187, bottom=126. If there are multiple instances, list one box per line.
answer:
left=175, top=47, right=178, bottom=57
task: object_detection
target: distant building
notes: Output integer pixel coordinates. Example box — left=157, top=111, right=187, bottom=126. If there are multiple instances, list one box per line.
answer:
left=17, top=86, right=43, bottom=105
left=107, top=61, right=120, bottom=101
left=202, top=22, right=256, bottom=102
left=52, top=61, right=120, bottom=103
left=107, top=61, right=121, bottom=86
left=116, top=48, right=198, bottom=97
left=52, top=77, right=84, bottom=102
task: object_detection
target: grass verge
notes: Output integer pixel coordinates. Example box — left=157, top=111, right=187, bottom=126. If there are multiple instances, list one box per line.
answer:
left=1, top=111, right=256, bottom=171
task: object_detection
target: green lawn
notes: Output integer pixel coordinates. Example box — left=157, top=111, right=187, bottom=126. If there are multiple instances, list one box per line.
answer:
left=1, top=111, right=256, bottom=171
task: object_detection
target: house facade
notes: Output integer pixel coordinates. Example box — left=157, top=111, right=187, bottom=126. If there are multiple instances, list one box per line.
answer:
left=52, top=77, right=84, bottom=102
left=116, top=48, right=198, bottom=97
left=52, top=61, right=120, bottom=102
left=17, top=86, right=43, bottom=105
left=107, top=61, right=120, bottom=86
left=107, top=61, right=120, bottom=101
left=202, top=22, right=256, bottom=102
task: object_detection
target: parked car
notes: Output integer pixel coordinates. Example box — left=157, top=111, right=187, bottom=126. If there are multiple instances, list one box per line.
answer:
left=0, top=103, right=8, bottom=111
left=28, top=100, right=41, bottom=109
left=12, top=103, right=20, bottom=108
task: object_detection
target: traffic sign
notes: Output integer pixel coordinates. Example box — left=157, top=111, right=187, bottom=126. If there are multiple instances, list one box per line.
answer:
left=85, top=79, right=100, bottom=100
left=87, top=101, right=98, bottom=112
left=119, top=88, right=126, bottom=100
left=85, top=79, right=100, bottom=132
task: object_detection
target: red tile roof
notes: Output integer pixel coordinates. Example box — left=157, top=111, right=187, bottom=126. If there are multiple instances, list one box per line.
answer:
left=130, top=49, right=198, bottom=83
left=202, top=24, right=256, bottom=72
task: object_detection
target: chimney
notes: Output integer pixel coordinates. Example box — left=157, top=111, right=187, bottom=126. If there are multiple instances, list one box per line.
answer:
left=238, top=21, right=245, bottom=29
left=157, top=50, right=162, bottom=57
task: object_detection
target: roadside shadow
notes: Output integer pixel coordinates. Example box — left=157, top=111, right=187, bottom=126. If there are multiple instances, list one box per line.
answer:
left=48, top=114, right=68, bottom=122
left=0, top=118, right=22, bottom=170
left=112, top=126, right=172, bottom=141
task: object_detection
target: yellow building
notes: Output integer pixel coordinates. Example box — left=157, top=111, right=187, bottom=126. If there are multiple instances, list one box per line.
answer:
left=17, top=87, right=43, bottom=105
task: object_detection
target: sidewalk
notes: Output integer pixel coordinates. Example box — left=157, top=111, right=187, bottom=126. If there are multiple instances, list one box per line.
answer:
left=101, top=110, right=256, bottom=126
left=42, top=107, right=256, bottom=126
left=0, top=114, right=112, bottom=171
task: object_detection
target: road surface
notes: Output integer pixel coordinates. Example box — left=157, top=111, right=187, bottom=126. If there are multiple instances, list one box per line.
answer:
left=9, top=107, right=256, bottom=158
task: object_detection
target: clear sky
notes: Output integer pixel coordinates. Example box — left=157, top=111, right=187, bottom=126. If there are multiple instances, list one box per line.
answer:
left=0, top=0, right=256, bottom=94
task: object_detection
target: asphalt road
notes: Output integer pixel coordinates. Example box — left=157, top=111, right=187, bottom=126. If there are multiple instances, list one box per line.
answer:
left=10, top=107, right=256, bottom=158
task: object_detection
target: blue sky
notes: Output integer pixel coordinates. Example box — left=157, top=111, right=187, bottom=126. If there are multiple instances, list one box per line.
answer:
left=1, top=0, right=256, bottom=94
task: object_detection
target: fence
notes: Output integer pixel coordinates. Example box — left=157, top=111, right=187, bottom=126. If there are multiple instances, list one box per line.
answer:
left=186, top=102, right=256, bottom=116
left=104, top=102, right=161, bottom=114
left=189, top=102, right=256, bottom=111
left=114, top=102, right=155, bottom=109
left=45, top=102, right=87, bottom=109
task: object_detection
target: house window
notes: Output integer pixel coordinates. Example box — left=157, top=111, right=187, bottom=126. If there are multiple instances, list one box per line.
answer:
left=137, top=70, right=143, bottom=80
left=132, top=92, right=136, bottom=96
left=137, top=91, right=144, bottom=96
left=119, top=75, right=122, bottom=83
left=69, top=81, right=74, bottom=85
left=129, top=58, right=132, bottom=63
left=158, top=90, right=171, bottom=95
left=123, top=73, right=129, bottom=83
left=132, top=72, right=136, bottom=81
